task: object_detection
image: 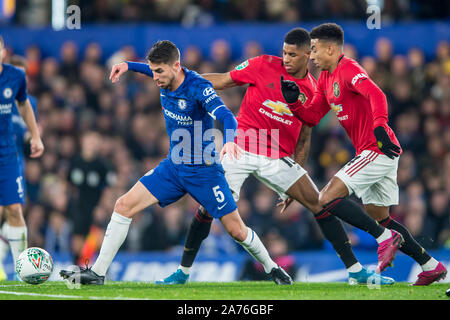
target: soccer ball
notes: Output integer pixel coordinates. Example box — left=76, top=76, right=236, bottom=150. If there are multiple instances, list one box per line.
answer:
left=15, top=247, right=54, bottom=285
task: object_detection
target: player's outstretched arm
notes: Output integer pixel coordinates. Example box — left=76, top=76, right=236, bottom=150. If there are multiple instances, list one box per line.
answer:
left=201, top=73, right=237, bottom=90
left=207, top=102, right=240, bottom=161
left=109, top=62, right=128, bottom=83
left=280, top=76, right=329, bottom=127
left=17, top=99, right=44, bottom=158
left=200, top=80, right=240, bottom=160
left=214, top=106, right=241, bottom=161
left=110, top=61, right=154, bottom=83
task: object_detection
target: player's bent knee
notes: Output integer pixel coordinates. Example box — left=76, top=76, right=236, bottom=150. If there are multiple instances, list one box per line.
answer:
left=228, top=227, right=247, bottom=242
left=226, top=221, right=247, bottom=242
left=4, top=204, right=25, bottom=226
left=4, top=204, right=23, bottom=218
left=220, top=213, right=247, bottom=242
left=5, top=203, right=22, bottom=214
left=113, top=196, right=135, bottom=218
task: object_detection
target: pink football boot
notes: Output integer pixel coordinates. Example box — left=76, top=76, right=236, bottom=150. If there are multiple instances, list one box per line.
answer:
left=376, top=230, right=404, bottom=273
left=413, top=262, right=447, bottom=286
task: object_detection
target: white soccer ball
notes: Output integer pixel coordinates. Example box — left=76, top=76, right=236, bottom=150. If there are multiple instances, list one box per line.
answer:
left=15, top=247, right=54, bottom=285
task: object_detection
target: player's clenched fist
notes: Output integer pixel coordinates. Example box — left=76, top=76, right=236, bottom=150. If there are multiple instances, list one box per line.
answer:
left=109, top=62, right=128, bottom=83
left=374, top=126, right=401, bottom=159
left=280, top=75, right=300, bottom=104
left=30, top=136, right=44, bottom=158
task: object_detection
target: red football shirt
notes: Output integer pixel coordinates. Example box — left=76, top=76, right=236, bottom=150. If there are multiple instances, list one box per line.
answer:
left=229, top=55, right=317, bottom=158
left=289, top=54, right=401, bottom=156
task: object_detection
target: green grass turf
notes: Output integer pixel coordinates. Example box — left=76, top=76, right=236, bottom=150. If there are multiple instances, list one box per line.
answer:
left=0, top=281, right=448, bottom=300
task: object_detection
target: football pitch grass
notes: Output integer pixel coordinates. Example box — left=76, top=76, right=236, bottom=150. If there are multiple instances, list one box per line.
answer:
left=0, top=281, right=448, bottom=300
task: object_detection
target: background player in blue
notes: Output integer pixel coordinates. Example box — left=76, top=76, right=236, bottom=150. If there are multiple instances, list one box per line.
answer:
left=0, top=55, right=39, bottom=281
left=10, top=56, right=39, bottom=176
left=0, top=36, right=44, bottom=275
left=60, top=40, right=292, bottom=285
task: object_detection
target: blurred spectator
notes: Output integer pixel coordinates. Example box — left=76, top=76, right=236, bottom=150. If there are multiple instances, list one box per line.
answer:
left=141, top=205, right=188, bottom=251
left=84, top=42, right=103, bottom=67
left=243, top=41, right=263, bottom=60
left=67, top=131, right=114, bottom=264
left=210, top=39, right=233, bottom=73
left=343, top=44, right=358, bottom=60
left=60, top=41, right=80, bottom=84
left=408, top=47, right=427, bottom=99
left=247, top=187, right=277, bottom=237
left=181, top=0, right=218, bottom=27
left=45, top=210, right=71, bottom=253
left=25, top=205, right=46, bottom=248
left=426, top=190, right=449, bottom=248
left=273, top=201, right=323, bottom=250
left=375, top=37, right=394, bottom=72
left=182, top=46, right=203, bottom=71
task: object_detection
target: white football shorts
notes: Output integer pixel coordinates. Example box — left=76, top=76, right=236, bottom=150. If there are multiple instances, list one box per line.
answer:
left=221, top=150, right=307, bottom=201
left=335, top=149, right=399, bottom=206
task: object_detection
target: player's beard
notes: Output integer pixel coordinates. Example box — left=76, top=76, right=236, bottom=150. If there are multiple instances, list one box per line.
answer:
left=158, top=78, right=170, bottom=89
left=312, top=56, right=330, bottom=72
left=286, top=68, right=299, bottom=76
left=159, top=82, right=169, bottom=89
left=165, top=74, right=177, bottom=90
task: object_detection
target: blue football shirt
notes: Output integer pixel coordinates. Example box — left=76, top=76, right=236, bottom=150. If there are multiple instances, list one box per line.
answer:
left=0, top=63, right=28, bottom=166
left=161, top=68, right=228, bottom=166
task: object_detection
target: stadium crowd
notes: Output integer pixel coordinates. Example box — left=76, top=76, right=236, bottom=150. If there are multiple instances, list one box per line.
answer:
left=11, top=0, right=450, bottom=26
left=2, top=34, right=449, bottom=262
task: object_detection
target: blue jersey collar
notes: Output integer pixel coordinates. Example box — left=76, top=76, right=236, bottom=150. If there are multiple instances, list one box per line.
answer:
left=162, top=67, right=189, bottom=94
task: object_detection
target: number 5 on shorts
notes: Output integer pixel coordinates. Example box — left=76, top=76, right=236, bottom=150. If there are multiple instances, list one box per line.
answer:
left=212, top=185, right=225, bottom=203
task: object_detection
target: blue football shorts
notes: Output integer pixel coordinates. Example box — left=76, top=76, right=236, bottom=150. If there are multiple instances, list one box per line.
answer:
left=0, top=162, right=25, bottom=206
left=139, top=158, right=237, bottom=218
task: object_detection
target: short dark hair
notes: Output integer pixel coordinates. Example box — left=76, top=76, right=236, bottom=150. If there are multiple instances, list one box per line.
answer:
left=146, top=40, right=180, bottom=64
left=310, top=23, right=344, bottom=46
left=284, top=28, right=310, bottom=48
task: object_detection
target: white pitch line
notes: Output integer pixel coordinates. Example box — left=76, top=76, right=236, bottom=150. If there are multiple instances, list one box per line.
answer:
left=0, top=290, right=149, bottom=300
left=0, top=284, right=29, bottom=288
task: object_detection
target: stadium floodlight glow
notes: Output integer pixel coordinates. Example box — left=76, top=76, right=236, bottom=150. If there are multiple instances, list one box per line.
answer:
left=52, top=0, right=67, bottom=30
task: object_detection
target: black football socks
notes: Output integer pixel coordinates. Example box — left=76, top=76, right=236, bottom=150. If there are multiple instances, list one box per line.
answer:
left=314, top=209, right=359, bottom=269
left=379, top=216, right=431, bottom=265
left=180, top=207, right=213, bottom=268
left=323, top=197, right=385, bottom=239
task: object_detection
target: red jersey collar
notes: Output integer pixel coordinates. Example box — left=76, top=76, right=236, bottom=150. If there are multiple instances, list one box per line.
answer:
left=330, top=54, right=345, bottom=75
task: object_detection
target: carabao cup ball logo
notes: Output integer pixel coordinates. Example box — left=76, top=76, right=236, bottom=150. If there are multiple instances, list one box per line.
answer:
left=27, top=248, right=44, bottom=270
left=3, top=88, right=12, bottom=99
